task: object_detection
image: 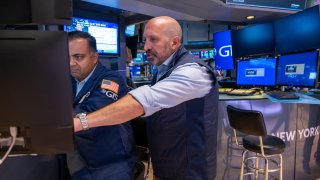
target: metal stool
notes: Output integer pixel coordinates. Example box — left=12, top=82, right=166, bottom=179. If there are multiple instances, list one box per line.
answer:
left=227, top=105, right=286, bottom=180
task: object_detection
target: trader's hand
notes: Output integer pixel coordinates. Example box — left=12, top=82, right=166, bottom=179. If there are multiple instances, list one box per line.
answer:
left=73, top=118, right=82, bottom=132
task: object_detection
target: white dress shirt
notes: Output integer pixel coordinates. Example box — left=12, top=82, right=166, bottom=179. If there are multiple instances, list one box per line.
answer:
left=129, top=59, right=213, bottom=117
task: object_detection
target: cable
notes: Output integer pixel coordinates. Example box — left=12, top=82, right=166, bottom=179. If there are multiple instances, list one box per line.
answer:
left=0, top=127, right=17, bottom=165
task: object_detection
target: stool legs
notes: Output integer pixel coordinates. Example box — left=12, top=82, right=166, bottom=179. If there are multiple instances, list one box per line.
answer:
left=255, top=154, right=259, bottom=180
left=264, top=157, right=268, bottom=180
left=239, top=153, right=283, bottom=180
left=240, top=150, right=248, bottom=180
left=279, top=154, right=283, bottom=180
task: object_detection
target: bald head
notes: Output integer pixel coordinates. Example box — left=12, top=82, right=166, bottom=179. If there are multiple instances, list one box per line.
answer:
left=143, top=16, right=182, bottom=66
left=146, top=16, right=182, bottom=40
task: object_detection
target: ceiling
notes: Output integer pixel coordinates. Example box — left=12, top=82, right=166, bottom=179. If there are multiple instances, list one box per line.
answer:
left=82, top=0, right=301, bottom=24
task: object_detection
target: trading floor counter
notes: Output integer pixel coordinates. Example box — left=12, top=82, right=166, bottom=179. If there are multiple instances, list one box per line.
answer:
left=1, top=94, right=319, bottom=180
left=216, top=95, right=320, bottom=179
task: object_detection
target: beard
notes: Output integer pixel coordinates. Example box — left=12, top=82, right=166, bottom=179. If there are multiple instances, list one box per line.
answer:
left=145, top=43, right=173, bottom=66
left=146, top=50, right=159, bottom=65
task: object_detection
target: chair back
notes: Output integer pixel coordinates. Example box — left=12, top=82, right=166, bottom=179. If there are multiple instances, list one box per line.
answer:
left=227, top=105, right=267, bottom=136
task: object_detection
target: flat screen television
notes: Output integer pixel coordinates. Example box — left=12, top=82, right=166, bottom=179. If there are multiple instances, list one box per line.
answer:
left=276, top=51, right=318, bottom=87
left=232, top=23, right=275, bottom=58
left=214, top=30, right=234, bottom=70
left=0, top=30, right=74, bottom=155
left=64, top=17, right=119, bottom=55
left=237, top=58, right=277, bottom=86
left=274, top=5, right=320, bottom=54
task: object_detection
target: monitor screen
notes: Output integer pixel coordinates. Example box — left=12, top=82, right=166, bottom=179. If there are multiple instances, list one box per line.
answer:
left=125, top=24, right=135, bottom=36
left=214, top=30, right=234, bottom=70
left=208, top=49, right=215, bottom=58
left=226, top=0, right=307, bottom=11
left=276, top=51, right=318, bottom=87
left=274, top=5, right=320, bottom=54
left=237, top=58, right=277, bottom=86
left=130, top=66, right=141, bottom=76
left=232, top=23, right=275, bottom=58
left=0, top=30, right=74, bottom=155
left=64, top=17, right=119, bottom=55
left=132, top=52, right=147, bottom=64
left=190, top=51, right=200, bottom=59
left=199, top=49, right=214, bottom=59
left=200, top=50, right=208, bottom=59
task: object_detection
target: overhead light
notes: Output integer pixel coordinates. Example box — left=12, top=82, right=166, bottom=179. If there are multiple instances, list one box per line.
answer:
left=246, top=15, right=255, bottom=20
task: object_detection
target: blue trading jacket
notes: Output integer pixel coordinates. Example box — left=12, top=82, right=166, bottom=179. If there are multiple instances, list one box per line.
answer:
left=71, top=62, right=136, bottom=179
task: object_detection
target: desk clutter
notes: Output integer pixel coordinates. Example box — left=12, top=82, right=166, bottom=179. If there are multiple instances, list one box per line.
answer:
left=219, top=88, right=263, bottom=96
left=218, top=88, right=233, bottom=94
left=218, top=87, right=320, bottom=103
left=227, top=89, right=256, bottom=96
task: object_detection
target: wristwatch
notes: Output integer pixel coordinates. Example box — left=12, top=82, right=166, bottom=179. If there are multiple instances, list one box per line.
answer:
left=76, top=113, right=89, bottom=130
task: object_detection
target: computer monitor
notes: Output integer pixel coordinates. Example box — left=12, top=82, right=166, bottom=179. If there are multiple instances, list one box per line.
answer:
left=130, top=66, right=141, bottom=76
left=64, top=17, right=119, bottom=55
left=0, top=0, right=72, bottom=25
left=190, top=51, right=200, bottom=59
left=0, top=30, right=74, bottom=155
left=125, top=24, right=135, bottom=37
left=232, top=23, right=275, bottom=58
left=276, top=51, right=318, bottom=87
left=226, top=0, right=307, bottom=11
left=200, top=50, right=209, bottom=59
left=132, top=52, right=146, bottom=64
left=237, top=58, right=277, bottom=86
left=213, top=30, right=234, bottom=70
left=208, top=49, right=215, bottom=58
left=274, top=5, right=320, bottom=54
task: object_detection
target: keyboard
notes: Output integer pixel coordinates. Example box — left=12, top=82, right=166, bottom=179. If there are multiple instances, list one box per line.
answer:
left=265, top=91, right=300, bottom=100
left=227, top=89, right=256, bottom=96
